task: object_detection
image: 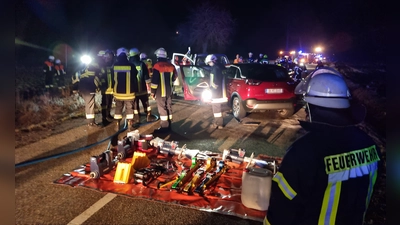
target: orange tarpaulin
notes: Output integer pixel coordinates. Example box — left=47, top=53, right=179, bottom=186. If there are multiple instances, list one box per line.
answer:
left=54, top=152, right=281, bottom=222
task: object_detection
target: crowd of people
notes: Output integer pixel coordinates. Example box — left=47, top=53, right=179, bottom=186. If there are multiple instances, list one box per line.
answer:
left=233, top=52, right=269, bottom=64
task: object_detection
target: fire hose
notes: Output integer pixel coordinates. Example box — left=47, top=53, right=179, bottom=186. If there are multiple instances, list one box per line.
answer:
left=15, top=114, right=159, bottom=169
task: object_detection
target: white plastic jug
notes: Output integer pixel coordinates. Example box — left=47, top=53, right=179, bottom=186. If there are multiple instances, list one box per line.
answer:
left=241, top=167, right=272, bottom=211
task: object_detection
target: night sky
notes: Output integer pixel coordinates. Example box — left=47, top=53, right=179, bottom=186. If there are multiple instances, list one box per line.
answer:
left=15, top=0, right=385, bottom=66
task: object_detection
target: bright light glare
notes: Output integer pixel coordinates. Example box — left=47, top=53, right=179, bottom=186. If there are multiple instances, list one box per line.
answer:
left=315, top=47, right=322, bottom=53
left=80, top=55, right=92, bottom=64
left=201, top=89, right=212, bottom=102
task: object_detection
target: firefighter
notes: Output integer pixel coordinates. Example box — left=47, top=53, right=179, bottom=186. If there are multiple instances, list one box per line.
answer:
left=112, top=47, right=139, bottom=131
left=78, top=55, right=102, bottom=127
left=43, top=55, right=55, bottom=95
left=264, top=68, right=381, bottom=225
left=150, top=47, right=177, bottom=133
left=260, top=54, right=269, bottom=64
left=129, top=48, right=154, bottom=124
left=98, top=49, right=115, bottom=126
left=140, top=52, right=153, bottom=94
left=205, top=54, right=227, bottom=129
left=54, top=59, right=67, bottom=96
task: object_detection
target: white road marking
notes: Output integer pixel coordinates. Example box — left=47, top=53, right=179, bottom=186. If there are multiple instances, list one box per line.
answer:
left=67, top=193, right=117, bottom=225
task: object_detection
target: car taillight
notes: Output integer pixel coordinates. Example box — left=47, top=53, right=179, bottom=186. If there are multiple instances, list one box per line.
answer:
left=245, top=79, right=260, bottom=85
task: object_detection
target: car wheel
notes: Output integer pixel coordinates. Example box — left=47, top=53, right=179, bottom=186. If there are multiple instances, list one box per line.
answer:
left=232, top=96, right=246, bottom=119
left=277, top=107, right=294, bottom=119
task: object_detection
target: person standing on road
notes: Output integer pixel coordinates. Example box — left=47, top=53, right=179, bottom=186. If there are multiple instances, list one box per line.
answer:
left=78, top=55, right=102, bottom=127
left=205, top=54, right=227, bottom=129
left=97, top=49, right=115, bottom=126
left=150, top=47, right=177, bottom=133
left=129, top=48, right=154, bottom=125
left=112, top=47, right=139, bottom=131
left=264, top=68, right=381, bottom=225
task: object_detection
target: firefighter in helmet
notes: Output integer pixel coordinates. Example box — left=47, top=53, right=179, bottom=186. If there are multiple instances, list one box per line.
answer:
left=112, top=47, right=139, bottom=131
left=150, top=47, right=177, bottom=133
left=205, top=54, right=227, bottom=129
left=43, top=55, right=55, bottom=95
left=265, top=68, right=381, bottom=225
left=129, top=48, right=154, bottom=125
left=78, top=55, right=102, bottom=127
left=98, top=49, right=115, bottom=126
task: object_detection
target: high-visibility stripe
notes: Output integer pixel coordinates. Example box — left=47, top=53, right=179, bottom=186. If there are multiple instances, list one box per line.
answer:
left=147, top=106, right=151, bottom=111
left=126, top=72, right=130, bottom=94
left=214, top=112, right=222, bottom=117
left=86, top=114, right=95, bottom=119
left=263, top=216, right=271, bottom=225
left=318, top=181, right=342, bottom=225
left=114, top=114, right=123, bottom=119
left=272, top=172, right=297, bottom=200
left=160, top=72, right=165, bottom=97
left=160, top=116, right=168, bottom=121
left=168, top=115, right=172, bottom=120
left=126, top=114, right=134, bottom=119
left=114, top=66, right=131, bottom=71
left=134, top=110, right=139, bottom=114
left=151, top=83, right=158, bottom=89
left=364, top=164, right=378, bottom=220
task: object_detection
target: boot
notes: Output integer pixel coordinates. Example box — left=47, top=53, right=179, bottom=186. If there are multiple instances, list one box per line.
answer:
left=133, top=114, right=140, bottom=124
left=146, top=112, right=155, bottom=122
left=127, top=119, right=134, bottom=131
left=115, top=119, right=121, bottom=132
left=87, top=119, right=99, bottom=128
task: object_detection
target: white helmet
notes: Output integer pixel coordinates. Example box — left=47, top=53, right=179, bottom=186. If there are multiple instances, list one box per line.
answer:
left=116, top=47, right=128, bottom=57
left=55, top=59, right=61, bottom=64
left=154, top=47, right=167, bottom=58
left=49, top=55, right=55, bottom=61
left=204, top=54, right=217, bottom=64
left=140, top=53, right=147, bottom=60
left=296, top=68, right=351, bottom=109
left=129, top=48, right=140, bottom=56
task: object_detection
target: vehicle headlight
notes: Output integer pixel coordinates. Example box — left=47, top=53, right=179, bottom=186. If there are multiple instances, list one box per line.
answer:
left=80, top=55, right=92, bottom=65
left=201, top=89, right=212, bottom=102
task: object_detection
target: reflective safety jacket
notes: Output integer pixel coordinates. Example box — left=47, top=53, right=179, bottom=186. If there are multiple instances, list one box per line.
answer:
left=112, top=55, right=138, bottom=100
left=43, top=60, right=54, bottom=75
left=129, top=57, right=150, bottom=96
left=78, top=63, right=101, bottom=95
left=265, top=121, right=381, bottom=225
left=150, top=58, right=177, bottom=98
left=143, top=59, right=153, bottom=78
left=209, top=63, right=227, bottom=104
left=54, top=64, right=66, bottom=76
left=99, top=59, right=114, bottom=94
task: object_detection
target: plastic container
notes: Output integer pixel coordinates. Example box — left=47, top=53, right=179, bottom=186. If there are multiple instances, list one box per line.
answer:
left=241, top=167, right=272, bottom=211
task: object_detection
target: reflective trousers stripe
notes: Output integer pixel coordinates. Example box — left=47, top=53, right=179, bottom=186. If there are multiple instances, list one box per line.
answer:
left=86, top=114, right=95, bottom=119
left=318, top=181, right=342, bottom=225
left=364, top=166, right=378, bottom=220
left=263, top=217, right=271, bottom=225
left=214, top=112, right=222, bottom=117
left=160, top=115, right=168, bottom=121
left=114, top=114, right=123, bottom=119
left=126, top=114, right=134, bottom=119
left=272, top=172, right=297, bottom=200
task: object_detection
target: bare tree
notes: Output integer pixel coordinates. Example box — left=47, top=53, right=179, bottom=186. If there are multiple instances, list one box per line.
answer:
left=175, top=2, right=235, bottom=53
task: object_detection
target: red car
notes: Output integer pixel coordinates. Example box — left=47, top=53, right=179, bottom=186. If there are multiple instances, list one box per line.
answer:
left=180, top=63, right=296, bottom=120
left=225, top=63, right=296, bottom=119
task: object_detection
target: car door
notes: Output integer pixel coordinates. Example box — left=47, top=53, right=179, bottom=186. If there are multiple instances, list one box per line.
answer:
left=224, top=65, right=241, bottom=101
left=171, top=53, right=195, bottom=91
left=180, top=65, right=211, bottom=101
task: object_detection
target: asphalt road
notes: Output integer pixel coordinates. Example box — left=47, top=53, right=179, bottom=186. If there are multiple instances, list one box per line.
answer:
left=15, top=95, right=309, bottom=225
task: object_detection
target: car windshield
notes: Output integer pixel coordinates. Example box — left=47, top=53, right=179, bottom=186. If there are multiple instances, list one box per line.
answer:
left=239, top=64, right=289, bottom=81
